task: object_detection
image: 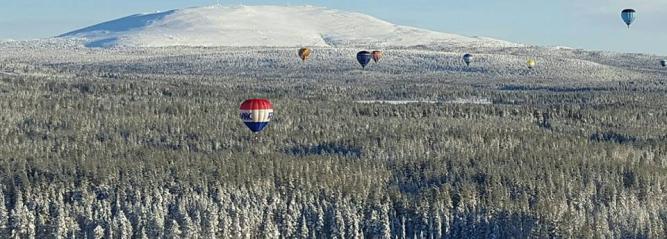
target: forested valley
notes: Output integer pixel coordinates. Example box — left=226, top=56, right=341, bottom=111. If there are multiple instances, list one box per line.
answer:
left=0, top=44, right=666, bottom=238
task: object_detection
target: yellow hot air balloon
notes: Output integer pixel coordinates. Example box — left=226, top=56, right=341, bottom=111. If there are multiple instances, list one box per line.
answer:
left=298, top=48, right=312, bottom=62
left=527, top=59, right=536, bottom=69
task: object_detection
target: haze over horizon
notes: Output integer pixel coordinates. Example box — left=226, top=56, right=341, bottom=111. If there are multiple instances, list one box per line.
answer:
left=1, top=0, right=666, bottom=55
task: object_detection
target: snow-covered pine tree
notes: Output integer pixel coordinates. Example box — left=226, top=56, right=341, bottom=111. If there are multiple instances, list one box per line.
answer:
left=0, top=188, right=8, bottom=238
left=165, top=219, right=182, bottom=239
left=112, top=209, right=133, bottom=239
left=8, top=191, right=31, bottom=238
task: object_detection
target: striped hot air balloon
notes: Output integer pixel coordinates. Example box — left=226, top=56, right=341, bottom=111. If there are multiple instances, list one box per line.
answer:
left=621, top=9, right=636, bottom=28
left=298, top=48, right=312, bottom=62
left=371, top=51, right=383, bottom=63
left=240, top=99, right=273, bottom=133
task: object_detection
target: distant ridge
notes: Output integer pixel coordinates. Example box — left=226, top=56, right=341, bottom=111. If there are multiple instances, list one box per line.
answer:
left=58, top=5, right=519, bottom=48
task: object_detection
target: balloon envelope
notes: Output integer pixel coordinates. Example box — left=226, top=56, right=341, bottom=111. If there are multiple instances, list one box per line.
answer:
left=298, top=48, right=312, bottom=62
left=371, top=51, right=383, bottom=63
left=527, top=59, right=536, bottom=69
left=661, top=60, right=667, bottom=67
left=357, top=51, right=372, bottom=68
left=240, top=99, right=273, bottom=133
left=463, top=53, right=473, bottom=66
left=621, top=9, right=636, bottom=27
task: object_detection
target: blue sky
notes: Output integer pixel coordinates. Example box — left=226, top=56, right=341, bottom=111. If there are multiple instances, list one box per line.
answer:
left=1, top=0, right=665, bottom=55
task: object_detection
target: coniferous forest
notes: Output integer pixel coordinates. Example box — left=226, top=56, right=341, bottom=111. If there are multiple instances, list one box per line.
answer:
left=0, top=43, right=667, bottom=238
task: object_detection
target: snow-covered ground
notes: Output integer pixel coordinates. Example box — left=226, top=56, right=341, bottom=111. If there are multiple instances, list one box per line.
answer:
left=356, top=98, right=492, bottom=105
left=356, top=100, right=438, bottom=105
left=0, top=43, right=663, bottom=85
left=58, top=5, right=520, bottom=48
left=0, top=4, right=663, bottom=88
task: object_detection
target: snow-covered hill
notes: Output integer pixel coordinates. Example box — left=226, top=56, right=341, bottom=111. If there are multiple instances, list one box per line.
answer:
left=59, top=5, right=519, bottom=48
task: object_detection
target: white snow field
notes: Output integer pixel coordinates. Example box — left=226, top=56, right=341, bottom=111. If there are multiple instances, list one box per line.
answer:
left=58, top=5, right=519, bottom=48
left=355, top=98, right=491, bottom=105
left=0, top=4, right=662, bottom=87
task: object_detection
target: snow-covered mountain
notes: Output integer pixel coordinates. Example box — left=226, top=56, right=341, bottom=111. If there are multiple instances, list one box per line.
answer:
left=59, top=5, right=519, bottom=48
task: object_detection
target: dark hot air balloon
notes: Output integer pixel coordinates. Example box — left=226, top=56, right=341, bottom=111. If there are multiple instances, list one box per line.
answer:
left=357, top=51, right=372, bottom=69
left=621, top=9, right=636, bottom=28
left=463, top=53, right=473, bottom=66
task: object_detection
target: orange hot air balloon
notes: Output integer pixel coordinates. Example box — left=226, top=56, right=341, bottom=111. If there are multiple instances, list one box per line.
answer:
left=371, top=51, right=383, bottom=63
left=298, top=48, right=312, bottom=62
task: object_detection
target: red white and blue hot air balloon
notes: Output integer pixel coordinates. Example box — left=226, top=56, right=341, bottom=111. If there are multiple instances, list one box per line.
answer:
left=240, top=99, right=273, bottom=133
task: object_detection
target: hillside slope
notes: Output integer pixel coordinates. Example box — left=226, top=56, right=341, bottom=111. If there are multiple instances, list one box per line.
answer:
left=59, top=5, right=519, bottom=48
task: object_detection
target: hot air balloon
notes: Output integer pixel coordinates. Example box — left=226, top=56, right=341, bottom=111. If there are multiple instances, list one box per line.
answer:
left=463, top=53, right=473, bottom=66
left=621, top=9, right=636, bottom=28
left=527, top=59, right=536, bottom=69
left=298, top=48, right=312, bottom=62
left=371, top=51, right=383, bottom=63
left=240, top=99, right=273, bottom=134
left=661, top=59, right=666, bottom=67
left=357, top=51, right=372, bottom=69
